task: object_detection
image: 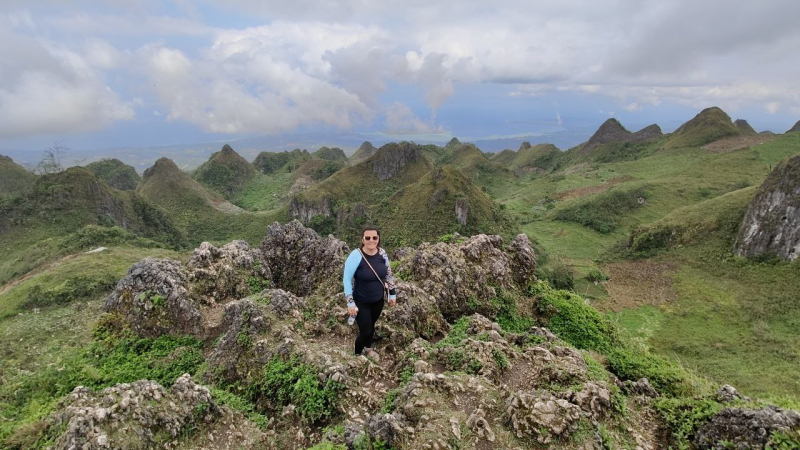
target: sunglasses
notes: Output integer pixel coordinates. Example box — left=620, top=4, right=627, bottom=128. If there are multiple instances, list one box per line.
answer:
left=363, top=236, right=379, bottom=241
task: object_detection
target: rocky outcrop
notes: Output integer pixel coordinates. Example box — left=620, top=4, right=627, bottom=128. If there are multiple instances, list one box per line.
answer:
left=103, top=257, right=202, bottom=338
left=371, top=142, right=426, bottom=180
left=260, top=220, right=349, bottom=296
left=694, top=405, right=800, bottom=450
left=454, top=198, right=469, bottom=226
left=187, top=240, right=270, bottom=305
left=519, top=141, right=532, bottom=151
left=397, top=234, right=536, bottom=320
left=734, top=155, right=800, bottom=261
left=48, top=375, right=230, bottom=450
left=289, top=196, right=332, bottom=223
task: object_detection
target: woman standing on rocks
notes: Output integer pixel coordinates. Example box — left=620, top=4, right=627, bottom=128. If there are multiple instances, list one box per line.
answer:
left=343, top=226, right=397, bottom=360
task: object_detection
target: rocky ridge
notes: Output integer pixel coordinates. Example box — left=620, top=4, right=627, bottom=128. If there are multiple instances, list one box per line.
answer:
left=29, top=220, right=800, bottom=449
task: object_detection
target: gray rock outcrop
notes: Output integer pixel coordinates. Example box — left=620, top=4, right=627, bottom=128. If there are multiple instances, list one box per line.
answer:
left=694, top=405, right=800, bottom=450
left=734, top=155, right=800, bottom=261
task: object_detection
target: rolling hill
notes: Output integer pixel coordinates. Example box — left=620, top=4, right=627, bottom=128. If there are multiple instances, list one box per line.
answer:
left=192, top=144, right=257, bottom=197
left=0, top=155, right=36, bottom=199
left=85, top=158, right=141, bottom=191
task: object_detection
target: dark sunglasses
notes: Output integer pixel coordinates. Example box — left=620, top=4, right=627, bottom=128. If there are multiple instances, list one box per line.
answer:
left=363, top=236, right=379, bottom=241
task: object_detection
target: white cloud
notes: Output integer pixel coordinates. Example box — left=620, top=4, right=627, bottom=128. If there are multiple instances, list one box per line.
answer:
left=384, top=102, right=445, bottom=135
left=765, top=102, right=780, bottom=114
left=556, top=112, right=563, bottom=126
left=0, top=25, right=133, bottom=137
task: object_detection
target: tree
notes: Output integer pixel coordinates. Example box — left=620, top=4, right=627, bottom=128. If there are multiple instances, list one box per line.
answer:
left=35, top=142, right=68, bottom=174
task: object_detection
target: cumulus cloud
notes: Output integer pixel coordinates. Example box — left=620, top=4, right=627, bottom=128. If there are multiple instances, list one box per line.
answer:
left=0, top=25, right=133, bottom=138
left=384, top=102, right=445, bottom=135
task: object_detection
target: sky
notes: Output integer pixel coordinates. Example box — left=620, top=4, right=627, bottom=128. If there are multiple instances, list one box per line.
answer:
left=2, top=0, right=800, bottom=161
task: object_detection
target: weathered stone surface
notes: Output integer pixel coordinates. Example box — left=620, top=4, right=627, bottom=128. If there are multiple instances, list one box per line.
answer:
left=617, top=377, right=659, bottom=398
left=715, top=384, right=750, bottom=403
left=694, top=405, right=800, bottom=450
left=505, top=391, right=582, bottom=443
left=399, top=234, right=534, bottom=320
left=260, top=220, right=349, bottom=296
left=103, top=257, right=202, bottom=338
left=187, top=240, right=271, bottom=304
left=508, top=233, right=537, bottom=286
left=204, top=299, right=272, bottom=384
left=371, top=142, right=426, bottom=180
left=50, top=375, right=220, bottom=450
left=734, top=155, right=800, bottom=261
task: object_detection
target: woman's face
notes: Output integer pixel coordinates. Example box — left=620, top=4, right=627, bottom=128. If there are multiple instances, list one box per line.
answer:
left=362, top=230, right=379, bottom=251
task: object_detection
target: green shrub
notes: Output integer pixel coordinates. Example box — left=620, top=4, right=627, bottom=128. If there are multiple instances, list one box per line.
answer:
left=23, top=274, right=119, bottom=309
left=554, top=187, right=648, bottom=233
left=545, top=264, right=575, bottom=290
left=533, top=281, right=615, bottom=352
left=494, top=292, right=535, bottom=333
left=655, top=397, right=723, bottom=449
left=767, top=429, right=800, bottom=450
left=586, top=268, right=609, bottom=283
left=606, top=346, right=690, bottom=397
left=256, top=355, right=344, bottom=423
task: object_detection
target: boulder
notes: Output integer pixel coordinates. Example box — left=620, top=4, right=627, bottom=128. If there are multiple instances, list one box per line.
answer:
left=734, top=155, right=800, bottom=261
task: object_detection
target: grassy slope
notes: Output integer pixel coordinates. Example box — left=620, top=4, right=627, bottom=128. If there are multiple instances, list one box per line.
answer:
left=0, top=156, right=37, bottom=198
left=0, top=245, right=189, bottom=441
left=85, top=158, right=141, bottom=191
left=139, top=158, right=281, bottom=246
left=0, top=168, right=186, bottom=285
left=497, top=133, right=800, bottom=402
left=229, top=172, right=294, bottom=212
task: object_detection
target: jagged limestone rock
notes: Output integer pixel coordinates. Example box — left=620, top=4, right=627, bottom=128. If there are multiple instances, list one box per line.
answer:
left=260, top=220, right=349, bottom=296
left=505, top=391, right=582, bottom=443
left=49, top=375, right=221, bottom=450
left=398, top=234, right=535, bottom=320
left=103, top=257, right=202, bottom=338
left=187, top=240, right=271, bottom=304
left=734, top=155, right=800, bottom=261
left=693, top=405, right=800, bottom=450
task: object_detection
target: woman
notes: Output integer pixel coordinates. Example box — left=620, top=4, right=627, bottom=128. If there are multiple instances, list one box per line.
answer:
left=342, top=226, right=397, bottom=359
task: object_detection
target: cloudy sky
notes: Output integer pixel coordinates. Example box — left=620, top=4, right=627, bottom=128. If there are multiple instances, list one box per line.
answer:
left=2, top=0, right=800, bottom=157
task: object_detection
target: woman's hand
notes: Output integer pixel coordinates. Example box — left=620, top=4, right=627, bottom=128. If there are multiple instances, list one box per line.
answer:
left=388, top=298, right=396, bottom=307
left=348, top=306, right=358, bottom=316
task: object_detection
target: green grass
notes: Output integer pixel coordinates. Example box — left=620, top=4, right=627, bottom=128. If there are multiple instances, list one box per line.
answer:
left=0, top=245, right=187, bottom=319
left=85, top=158, right=140, bottom=191
left=229, top=172, right=293, bottom=212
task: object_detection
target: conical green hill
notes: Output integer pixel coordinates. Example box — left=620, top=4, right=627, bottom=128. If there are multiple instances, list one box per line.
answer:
left=85, top=158, right=141, bottom=191
left=141, top=157, right=242, bottom=214
left=193, top=144, right=257, bottom=197
left=664, top=106, right=741, bottom=148
left=787, top=120, right=800, bottom=133
left=733, top=119, right=757, bottom=135
left=350, top=141, right=377, bottom=163
left=0, top=155, right=36, bottom=198
left=312, top=146, right=347, bottom=162
left=253, top=149, right=311, bottom=174
left=377, top=165, right=513, bottom=246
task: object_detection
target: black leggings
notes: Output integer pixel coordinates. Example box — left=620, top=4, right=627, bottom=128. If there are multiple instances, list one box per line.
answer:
left=354, top=298, right=385, bottom=355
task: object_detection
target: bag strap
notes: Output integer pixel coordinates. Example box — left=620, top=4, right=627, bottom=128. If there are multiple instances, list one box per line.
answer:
left=358, top=248, right=387, bottom=289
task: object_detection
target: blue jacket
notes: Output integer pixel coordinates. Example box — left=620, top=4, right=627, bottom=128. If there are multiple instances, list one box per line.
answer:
left=343, top=247, right=397, bottom=305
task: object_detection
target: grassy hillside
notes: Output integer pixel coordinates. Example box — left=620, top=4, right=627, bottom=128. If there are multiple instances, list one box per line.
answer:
left=437, top=142, right=518, bottom=194
left=85, top=158, right=140, bottom=191
left=139, top=158, right=281, bottom=246
left=0, top=167, right=186, bottom=285
left=378, top=166, right=514, bottom=247
left=253, top=149, right=311, bottom=174
left=350, top=141, right=377, bottom=163
left=0, top=155, right=37, bottom=199
left=605, top=188, right=800, bottom=403
left=193, top=144, right=257, bottom=197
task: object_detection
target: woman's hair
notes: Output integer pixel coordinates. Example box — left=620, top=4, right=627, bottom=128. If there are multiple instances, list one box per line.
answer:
left=360, top=226, right=381, bottom=250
